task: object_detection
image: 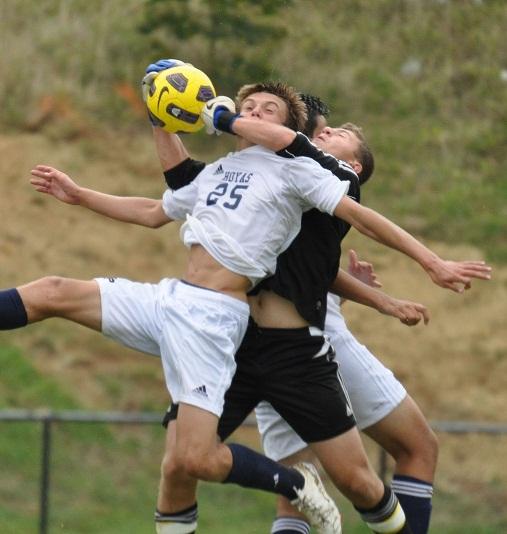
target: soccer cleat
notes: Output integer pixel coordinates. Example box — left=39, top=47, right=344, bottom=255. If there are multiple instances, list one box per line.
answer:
left=291, top=462, right=342, bottom=534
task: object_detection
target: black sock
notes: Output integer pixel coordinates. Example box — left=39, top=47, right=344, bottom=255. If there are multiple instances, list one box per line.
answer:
left=392, top=475, right=433, bottom=534
left=0, top=289, right=28, bottom=330
left=223, top=443, right=304, bottom=500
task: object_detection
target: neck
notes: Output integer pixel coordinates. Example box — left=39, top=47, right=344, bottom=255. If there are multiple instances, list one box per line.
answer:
left=236, top=137, right=255, bottom=150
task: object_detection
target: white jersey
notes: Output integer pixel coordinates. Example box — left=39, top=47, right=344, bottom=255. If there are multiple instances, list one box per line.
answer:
left=162, top=145, right=349, bottom=287
left=325, top=293, right=347, bottom=333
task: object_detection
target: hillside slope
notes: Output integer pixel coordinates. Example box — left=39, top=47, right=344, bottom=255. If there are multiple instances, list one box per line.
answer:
left=1, top=132, right=506, bottom=519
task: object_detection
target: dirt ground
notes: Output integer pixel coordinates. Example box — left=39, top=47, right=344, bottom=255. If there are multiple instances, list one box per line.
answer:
left=1, top=132, right=506, bottom=508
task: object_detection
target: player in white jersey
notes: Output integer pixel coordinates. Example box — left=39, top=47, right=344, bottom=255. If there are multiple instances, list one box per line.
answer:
left=2, top=79, right=490, bottom=534
left=137, top=62, right=490, bottom=534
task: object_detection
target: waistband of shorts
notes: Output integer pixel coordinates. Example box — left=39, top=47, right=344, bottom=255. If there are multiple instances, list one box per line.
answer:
left=248, top=318, right=324, bottom=337
left=178, top=280, right=250, bottom=316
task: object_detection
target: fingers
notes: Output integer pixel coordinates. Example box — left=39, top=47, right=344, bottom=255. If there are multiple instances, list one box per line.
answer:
left=348, top=249, right=358, bottom=270
left=461, top=265, right=492, bottom=280
left=399, top=302, right=429, bottom=326
left=29, top=177, right=50, bottom=189
left=417, top=304, right=430, bottom=324
left=31, top=165, right=58, bottom=179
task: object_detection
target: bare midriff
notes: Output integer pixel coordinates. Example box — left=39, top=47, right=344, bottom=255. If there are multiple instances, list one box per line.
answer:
left=183, top=245, right=251, bottom=302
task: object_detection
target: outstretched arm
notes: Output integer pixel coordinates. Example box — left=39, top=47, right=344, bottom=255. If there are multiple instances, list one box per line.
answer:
left=331, top=269, right=429, bottom=326
left=201, top=96, right=296, bottom=151
left=231, top=117, right=296, bottom=151
left=334, top=196, right=492, bottom=293
left=30, top=165, right=171, bottom=228
left=153, top=127, right=190, bottom=172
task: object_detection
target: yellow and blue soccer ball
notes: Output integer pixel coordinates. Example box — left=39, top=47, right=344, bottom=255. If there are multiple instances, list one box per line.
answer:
left=146, top=64, right=216, bottom=133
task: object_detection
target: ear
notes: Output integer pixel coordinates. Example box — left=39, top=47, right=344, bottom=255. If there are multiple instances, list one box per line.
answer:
left=351, top=160, right=362, bottom=176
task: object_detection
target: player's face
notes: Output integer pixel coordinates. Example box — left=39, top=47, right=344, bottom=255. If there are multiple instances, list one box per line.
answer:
left=312, top=127, right=360, bottom=165
left=312, top=114, right=328, bottom=137
left=239, top=92, right=288, bottom=126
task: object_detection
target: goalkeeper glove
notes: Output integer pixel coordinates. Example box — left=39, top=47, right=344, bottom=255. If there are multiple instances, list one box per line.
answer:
left=201, top=96, right=239, bottom=136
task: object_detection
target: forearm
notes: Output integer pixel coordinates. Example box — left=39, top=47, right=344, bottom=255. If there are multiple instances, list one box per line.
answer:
left=231, top=117, right=296, bottom=151
left=331, top=269, right=387, bottom=311
left=153, top=127, right=189, bottom=172
left=78, top=188, right=169, bottom=228
left=335, top=198, right=439, bottom=272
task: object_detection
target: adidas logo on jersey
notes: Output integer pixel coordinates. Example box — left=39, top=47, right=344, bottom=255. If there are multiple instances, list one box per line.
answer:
left=213, top=164, right=224, bottom=175
left=192, top=385, right=208, bottom=397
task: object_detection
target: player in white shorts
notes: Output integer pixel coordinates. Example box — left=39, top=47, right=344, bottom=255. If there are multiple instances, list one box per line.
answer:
left=256, top=293, right=407, bottom=462
left=2, top=77, right=490, bottom=534
left=246, top=95, right=442, bottom=534
left=138, top=62, right=491, bottom=534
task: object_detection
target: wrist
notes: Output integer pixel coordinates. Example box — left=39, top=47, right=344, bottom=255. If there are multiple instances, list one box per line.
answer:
left=421, top=252, right=441, bottom=273
left=214, top=109, right=240, bottom=134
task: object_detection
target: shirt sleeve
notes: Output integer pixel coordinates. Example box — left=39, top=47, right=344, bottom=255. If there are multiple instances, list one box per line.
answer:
left=286, top=156, right=350, bottom=215
left=280, top=133, right=360, bottom=202
left=162, top=180, right=198, bottom=220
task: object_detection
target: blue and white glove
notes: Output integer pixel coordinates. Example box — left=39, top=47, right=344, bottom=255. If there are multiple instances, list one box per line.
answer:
left=141, top=58, right=189, bottom=103
left=141, top=58, right=191, bottom=126
left=201, top=96, right=238, bottom=135
left=145, top=58, right=188, bottom=74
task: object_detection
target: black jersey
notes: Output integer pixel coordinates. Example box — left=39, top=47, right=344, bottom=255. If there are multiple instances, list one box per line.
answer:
left=252, top=134, right=360, bottom=328
left=163, top=133, right=360, bottom=329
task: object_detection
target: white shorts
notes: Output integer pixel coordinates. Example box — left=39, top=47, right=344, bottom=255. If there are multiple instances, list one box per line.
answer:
left=255, top=317, right=407, bottom=461
left=97, top=277, right=249, bottom=417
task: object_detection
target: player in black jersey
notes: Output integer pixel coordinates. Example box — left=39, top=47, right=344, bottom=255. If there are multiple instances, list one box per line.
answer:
left=144, top=76, right=432, bottom=534
left=143, top=61, right=491, bottom=534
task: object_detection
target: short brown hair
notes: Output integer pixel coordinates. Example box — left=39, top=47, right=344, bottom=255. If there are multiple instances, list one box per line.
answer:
left=340, top=122, right=375, bottom=184
left=236, top=82, right=307, bottom=132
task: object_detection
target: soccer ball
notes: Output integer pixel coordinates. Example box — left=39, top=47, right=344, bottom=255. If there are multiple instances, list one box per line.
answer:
left=146, top=65, right=216, bottom=133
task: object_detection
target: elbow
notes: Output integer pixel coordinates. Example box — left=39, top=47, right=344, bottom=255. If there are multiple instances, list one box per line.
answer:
left=149, top=218, right=170, bottom=229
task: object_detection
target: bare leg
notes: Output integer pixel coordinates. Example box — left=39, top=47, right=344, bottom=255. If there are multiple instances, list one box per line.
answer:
left=17, top=276, right=102, bottom=330
left=158, top=420, right=199, bottom=513
left=363, top=395, right=438, bottom=482
left=310, top=428, right=384, bottom=508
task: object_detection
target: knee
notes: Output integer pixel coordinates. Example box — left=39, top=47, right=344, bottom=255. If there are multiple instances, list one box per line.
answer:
left=161, top=450, right=188, bottom=484
left=36, top=276, right=68, bottom=310
left=407, top=424, right=439, bottom=466
left=424, top=427, right=439, bottom=465
left=180, top=452, right=213, bottom=481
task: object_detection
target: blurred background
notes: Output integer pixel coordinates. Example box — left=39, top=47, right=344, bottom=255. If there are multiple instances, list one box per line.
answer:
left=1, top=0, right=506, bottom=532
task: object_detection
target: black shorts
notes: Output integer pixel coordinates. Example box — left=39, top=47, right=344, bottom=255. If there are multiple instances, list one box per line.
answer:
left=162, top=321, right=356, bottom=444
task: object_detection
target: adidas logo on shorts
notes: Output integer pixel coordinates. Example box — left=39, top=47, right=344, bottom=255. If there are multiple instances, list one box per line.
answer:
left=192, top=385, right=208, bottom=397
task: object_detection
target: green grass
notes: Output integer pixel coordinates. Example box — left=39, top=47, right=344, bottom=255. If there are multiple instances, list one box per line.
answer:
left=2, top=346, right=507, bottom=531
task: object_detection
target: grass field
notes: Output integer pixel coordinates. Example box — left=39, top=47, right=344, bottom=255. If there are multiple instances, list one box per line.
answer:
left=2, top=345, right=507, bottom=532
left=1, top=1, right=507, bottom=529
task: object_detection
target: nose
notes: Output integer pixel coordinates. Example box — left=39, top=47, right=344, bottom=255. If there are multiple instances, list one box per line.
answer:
left=321, top=126, right=332, bottom=135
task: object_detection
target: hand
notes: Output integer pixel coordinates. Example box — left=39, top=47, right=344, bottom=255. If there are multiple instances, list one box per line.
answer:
left=30, top=165, right=81, bottom=205
left=141, top=59, right=190, bottom=103
left=425, top=258, right=492, bottom=293
left=379, top=296, right=430, bottom=326
left=145, top=58, right=188, bottom=74
left=347, top=249, right=382, bottom=288
left=201, top=96, right=237, bottom=135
